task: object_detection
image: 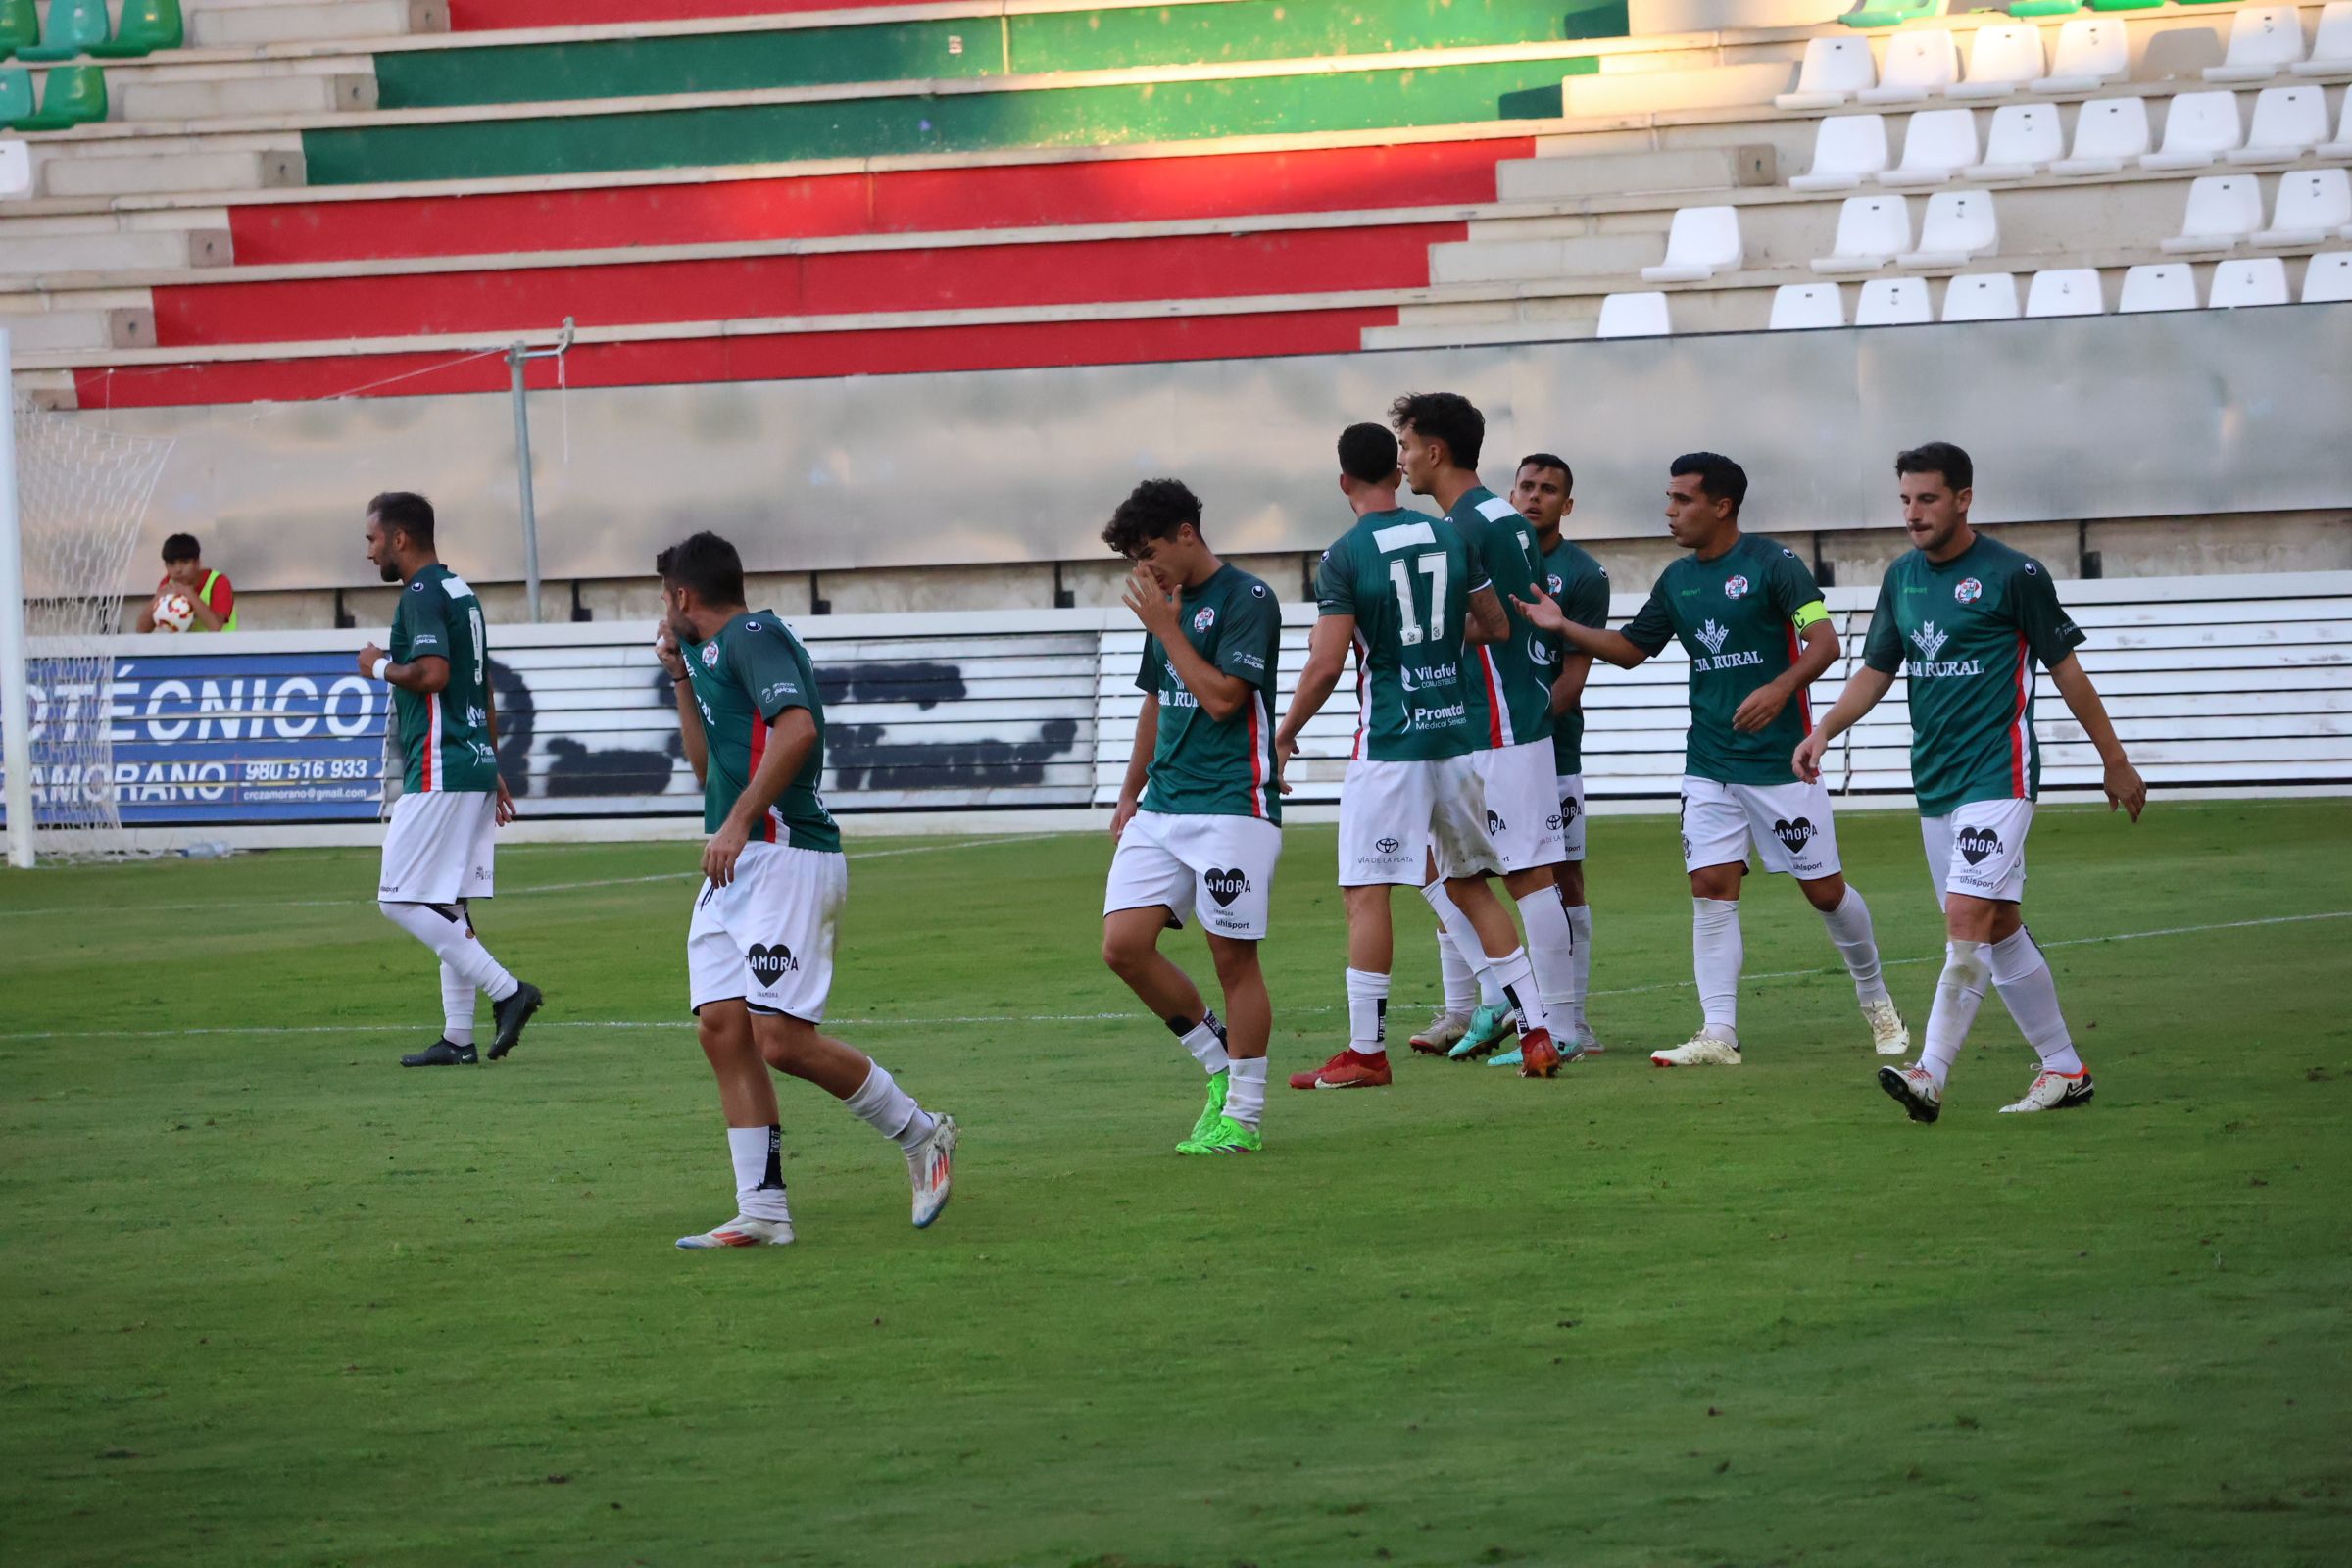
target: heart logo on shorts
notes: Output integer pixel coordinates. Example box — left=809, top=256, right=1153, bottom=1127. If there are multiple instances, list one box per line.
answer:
left=747, top=944, right=800, bottom=985
left=1956, top=826, right=2000, bottom=866
left=1561, top=798, right=1581, bottom=824
left=1203, top=868, right=1250, bottom=907
left=1486, top=810, right=1508, bottom=836
left=1773, top=817, right=1816, bottom=854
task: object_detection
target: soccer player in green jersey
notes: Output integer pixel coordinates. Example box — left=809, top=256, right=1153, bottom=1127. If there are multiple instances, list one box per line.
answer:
left=1389, top=394, right=1583, bottom=1073
left=655, top=532, right=957, bottom=1247
left=1517, top=454, right=1906, bottom=1067
left=1099, top=479, right=1283, bottom=1154
left=1795, top=443, right=2148, bottom=1122
left=1276, top=423, right=1561, bottom=1087
left=358, top=492, right=543, bottom=1070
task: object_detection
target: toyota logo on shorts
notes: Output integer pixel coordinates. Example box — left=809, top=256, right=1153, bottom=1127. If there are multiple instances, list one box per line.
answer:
left=1376, top=836, right=1401, bottom=854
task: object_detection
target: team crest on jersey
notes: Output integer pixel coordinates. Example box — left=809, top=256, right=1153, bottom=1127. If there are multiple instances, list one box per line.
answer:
left=1954, top=578, right=1984, bottom=605
left=1696, top=619, right=1732, bottom=657
left=1193, top=606, right=1217, bottom=634
left=1911, top=622, right=1948, bottom=662
left=1546, top=573, right=1564, bottom=595
left=700, top=642, right=720, bottom=668
left=1724, top=575, right=1751, bottom=600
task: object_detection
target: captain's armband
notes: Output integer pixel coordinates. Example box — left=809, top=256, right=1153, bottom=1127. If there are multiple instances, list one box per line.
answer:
left=1790, top=600, right=1832, bottom=633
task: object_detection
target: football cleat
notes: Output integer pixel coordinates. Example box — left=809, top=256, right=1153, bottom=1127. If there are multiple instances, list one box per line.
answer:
left=1190, top=1069, right=1230, bottom=1145
left=1408, top=1012, right=1469, bottom=1055
left=1878, top=1063, right=1942, bottom=1124
left=400, top=1038, right=476, bottom=1067
left=1999, top=1067, right=2095, bottom=1114
left=486, top=981, right=544, bottom=1060
left=676, top=1214, right=794, bottom=1249
left=1863, top=997, right=1911, bottom=1057
left=1288, top=1050, right=1392, bottom=1090
left=1574, top=1023, right=1605, bottom=1056
left=1446, top=1004, right=1516, bottom=1061
left=1517, top=1029, right=1563, bottom=1079
left=906, top=1114, right=958, bottom=1229
left=1651, top=1030, right=1741, bottom=1068
left=1176, top=1115, right=1263, bottom=1155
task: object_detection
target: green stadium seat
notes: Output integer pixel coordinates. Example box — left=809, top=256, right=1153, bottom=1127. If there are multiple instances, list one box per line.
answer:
left=0, top=0, right=38, bottom=61
left=90, top=0, right=180, bottom=58
left=2085, top=0, right=2165, bottom=11
left=16, top=0, right=107, bottom=62
left=1841, top=1, right=1945, bottom=29
left=12, top=61, right=103, bottom=127
left=0, top=65, right=31, bottom=124
left=2007, top=1, right=2082, bottom=16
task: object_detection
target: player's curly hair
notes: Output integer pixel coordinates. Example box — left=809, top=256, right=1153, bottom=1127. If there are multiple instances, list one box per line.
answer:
left=1389, top=391, right=1484, bottom=471
left=1102, top=478, right=1204, bottom=558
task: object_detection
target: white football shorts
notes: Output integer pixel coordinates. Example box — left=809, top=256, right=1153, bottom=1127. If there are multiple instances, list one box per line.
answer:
left=1338, top=755, right=1495, bottom=886
left=1103, top=809, right=1281, bottom=941
left=1680, top=774, right=1843, bottom=880
left=1452, top=739, right=1568, bottom=875
left=377, top=789, right=496, bottom=905
left=687, top=840, right=847, bottom=1022
left=1922, top=798, right=2034, bottom=906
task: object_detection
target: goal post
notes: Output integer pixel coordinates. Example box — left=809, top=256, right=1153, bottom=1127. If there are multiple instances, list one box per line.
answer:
left=1, top=331, right=31, bottom=870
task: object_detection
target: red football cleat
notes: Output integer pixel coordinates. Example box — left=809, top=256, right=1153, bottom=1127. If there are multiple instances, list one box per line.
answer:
left=1517, top=1030, right=1562, bottom=1079
left=1288, top=1050, right=1394, bottom=1090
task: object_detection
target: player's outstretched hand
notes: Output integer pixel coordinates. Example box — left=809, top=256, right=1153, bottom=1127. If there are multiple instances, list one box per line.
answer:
left=703, top=817, right=751, bottom=887
left=1791, top=728, right=1829, bottom=785
left=1110, top=795, right=1139, bottom=840
left=494, top=776, right=518, bottom=827
left=357, top=640, right=387, bottom=678
left=1121, top=566, right=1181, bottom=640
left=654, top=624, right=688, bottom=681
left=1510, top=585, right=1569, bottom=635
left=2105, top=756, right=2147, bottom=822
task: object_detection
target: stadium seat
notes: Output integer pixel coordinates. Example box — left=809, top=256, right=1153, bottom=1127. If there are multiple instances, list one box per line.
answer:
left=2255, top=168, right=2352, bottom=246
left=0, top=65, right=26, bottom=124
left=2205, top=6, right=2309, bottom=84
left=2086, top=0, right=2164, bottom=10
left=2118, top=262, right=2199, bottom=312
left=2303, top=250, right=2352, bottom=301
left=1641, top=206, right=1743, bottom=284
left=0, top=135, right=28, bottom=197
left=1968, top=102, right=2065, bottom=178
left=2026, top=267, right=2106, bottom=315
left=2141, top=91, right=2246, bottom=172
left=1860, top=29, right=1961, bottom=103
left=1812, top=194, right=1914, bottom=272
left=2033, top=17, right=2130, bottom=92
left=2006, top=1, right=2081, bottom=18
left=2207, top=255, right=2291, bottom=307
left=1882, top=108, right=1981, bottom=185
left=1855, top=274, right=1936, bottom=323
left=1791, top=115, right=1892, bottom=191
left=89, top=0, right=178, bottom=58
left=1842, top=0, right=1946, bottom=28
left=1949, top=24, right=2047, bottom=99
left=1901, top=188, right=1999, bottom=267
left=2053, top=97, right=2151, bottom=175
left=2320, top=94, right=2352, bottom=160
left=1941, top=271, right=2022, bottom=320
left=1778, top=36, right=1878, bottom=109
left=0, top=0, right=35, bottom=61
left=1768, top=282, right=1846, bottom=329
left=2292, top=3, right=2352, bottom=76
left=1595, top=291, right=1672, bottom=338
left=2229, top=85, right=2330, bottom=164
left=2160, top=173, right=2263, bottom=253
left=15, top=0, right=106, bottom=62
left=7, top=59, right=100, bottom=127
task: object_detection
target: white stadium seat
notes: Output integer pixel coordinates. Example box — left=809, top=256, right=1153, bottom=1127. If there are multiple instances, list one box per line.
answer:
left=1968, top=103, right=2064, bottom=181
left=0, top=140, right=31, bottom=201
left=1855, top=275, right=1934, bottom=325
left=1791, top=115, right=1892, bottom=192
left=2292, top=3, right=2352, bottom=77
left=2034, top=18, right=2130, bottom=95
left=2322, top=93, right=2352, bottom=160
left=2161, top=174, right=2265, bottom=254
left=1812, top=194, right=1914, bottom=272
left=2142, top=91, right=2246, bottom=172
left=2303, top=251, right=2352, bottom=302
left=2256, top=168, right=2352, bottom=247
left=1882, top=108, right=1981, bottom=187
left=1778, top=35, right=1879, bottom=110
left=1859, top=29, right=1961, bottom=104
left=1642, top=205, right=1744, bottom=283
left=2207, top=256, right=2291, bottom=307
left=2026, top=268, right=2105, bottom=317
left=1768, top=282, right=1846, bottom=330
left=2230, top=85, right=2332, bottom=164
left=2205, top=5, right=2310, bottom=84
left=1940, top=272, right=2020, bottom=321
left=1901, top=188, right=1999, bottom=269
left=1595, top=291, right=1672, bottom=338
left=2118, top=262, right=2200, bottom=313
left=2053, top=97, right=2151, bottom=177
left=1949, top=24, right=2046, bottom=101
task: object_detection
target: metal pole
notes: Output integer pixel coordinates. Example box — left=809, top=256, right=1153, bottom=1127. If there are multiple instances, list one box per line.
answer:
left=0, top=331, right=36, bottom=868
left=508, top=342, right=542, bottom=625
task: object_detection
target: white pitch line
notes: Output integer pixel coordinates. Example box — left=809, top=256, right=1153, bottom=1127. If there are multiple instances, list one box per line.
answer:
left=0, top=908, right=2339, bottom=1046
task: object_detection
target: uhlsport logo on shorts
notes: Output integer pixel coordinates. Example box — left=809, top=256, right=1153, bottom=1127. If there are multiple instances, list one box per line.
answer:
left=1956, top=825, right=2001, bottom=865
left=747, top=943, right=801, bottom=985
left=1955, top=578, right=1984, bottom=605
left=1724, top=575, right=1751, bottom=600
left=1203, top=867, right=1250, bottom=907
left=1193, top=606, right=1217, bottom=634
left=1773, top=817, right=1817, bottom=854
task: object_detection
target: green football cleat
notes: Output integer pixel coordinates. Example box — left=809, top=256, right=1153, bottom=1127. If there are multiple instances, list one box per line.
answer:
left=1447, top=1004, right=1516, bottom=1060
left=1188, top=1069, right=1230, bottom=1145
left=1176, top=1116, right=1262, bottom=1155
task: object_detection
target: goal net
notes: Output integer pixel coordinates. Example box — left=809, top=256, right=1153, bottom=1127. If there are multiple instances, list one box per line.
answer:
left=1, top=386, right=176, bottom=864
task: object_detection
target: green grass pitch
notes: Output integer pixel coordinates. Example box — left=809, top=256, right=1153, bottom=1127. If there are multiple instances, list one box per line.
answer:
left=2, top=798, right=2348, bottom=1567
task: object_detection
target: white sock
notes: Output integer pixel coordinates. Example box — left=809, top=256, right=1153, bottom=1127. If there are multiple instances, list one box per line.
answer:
left=1563, top=902, right=1593, bottom=1032
left=1691, top=898, right=1742, bottom=1038
left=1921, top=940, right=1991, bottom=1089
left=1344, top=968, right=1390, bottom=1057
left=379, top=902, right=519, bottom=1002
left=1487, top=947, right=1552, bottom=1037
left=1820, top=886, right=1891, bottom=1004
left=726, top=1124, right=790, bottom=1222
left=440, top=961, right=476, bottom=1047
left=844, top=1061, right=936, bottom=1150
left=1436, top=928, right=1478, bottom=1018
left=1988, top=929, right=2082, bottom=1075
left=1517, top=890, right=1579, bottom=1020
left=1225, top=1057, right=1267, bottom=1127
left=1174, top=1011, right=1231, bottom=1075
left=1421, top=882, right=1504, bottom=1007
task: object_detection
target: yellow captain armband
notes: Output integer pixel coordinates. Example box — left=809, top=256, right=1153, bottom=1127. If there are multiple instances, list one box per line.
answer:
left=1791, top=600, right=1831, bottom=633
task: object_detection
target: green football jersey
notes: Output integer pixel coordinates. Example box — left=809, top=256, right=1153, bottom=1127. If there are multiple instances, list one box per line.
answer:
left=1861, top=534, right=2087, bottom=818
left=1446, top=487, right=1560, bottom=749
left=681, top=610, right=842, bottom=853
left=389, top=564, right=499, bottom=795
left=1134, top=563, right=1283, bottom=822
left=1624, top=533, right=1826, bottom=787
left=1538, top=534, right=1611, bottom=776
left=1313, top=508, right=1485, bottom=762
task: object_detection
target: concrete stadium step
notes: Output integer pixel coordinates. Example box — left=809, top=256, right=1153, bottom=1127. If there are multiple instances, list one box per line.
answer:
left=0, top=298, right=157, bottom=354
left=1497, top=144, right=1781, bottom=201
left=186, top=0, right=449, bottom=49
left=121, top=72, right=378, bottom=121
left=27, top=143, right=306, bottom=199
left=0, top=217, right=233, bottom=273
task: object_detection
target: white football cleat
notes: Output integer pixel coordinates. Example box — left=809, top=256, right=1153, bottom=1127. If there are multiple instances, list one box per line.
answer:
left=1863, top=996, right=1911, bottom=1056
left=2000, top=1067, right=2095, bottom=1114
left=1574, top=1022, right=1605, bottom=1056
left=906, top=1113, right=958, bottom=1229
left=1408, top=1011, right=1469, bottom=1054
left=675, top=1214, right=795, bottom=1250
left=1877, top=1063, right=1942, bottom=1124
left=1651, top=1029, right=1740, bottom=1067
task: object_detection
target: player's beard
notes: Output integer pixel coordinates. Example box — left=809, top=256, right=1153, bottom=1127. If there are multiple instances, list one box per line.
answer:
left=377, top=561, right=400, bottom=583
